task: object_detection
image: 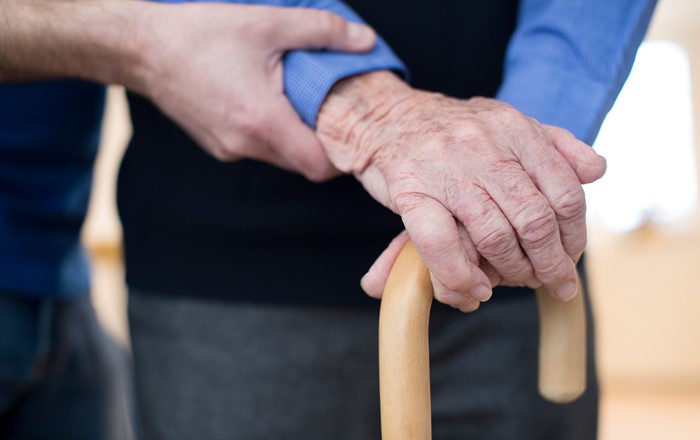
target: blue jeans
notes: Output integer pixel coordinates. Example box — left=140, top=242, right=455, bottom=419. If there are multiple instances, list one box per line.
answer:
left=0, top=293, right=134, bottom=439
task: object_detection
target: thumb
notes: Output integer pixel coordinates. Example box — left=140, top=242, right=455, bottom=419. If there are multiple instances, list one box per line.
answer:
left=361, top=231, right=411, bottom=299
left=268, top=8, right=376, bottom=52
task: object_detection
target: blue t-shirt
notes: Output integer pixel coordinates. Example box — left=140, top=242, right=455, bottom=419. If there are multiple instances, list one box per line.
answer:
left=0, top=81, right=105, bottom=297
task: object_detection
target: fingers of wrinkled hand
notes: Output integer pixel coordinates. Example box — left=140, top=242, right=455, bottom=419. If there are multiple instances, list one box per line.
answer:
left=457, top=222, right=480, bottom=265
left=453, top=186, right=535, bottom=285
left=480, top=258, right=542, bottom=289
left=544, top=125, right=607, bottom=185
left=456, top=223, right=501, bottom=303
left=361, top=231, right=410, bottom=299
left=460, top=221, right=540, bottom=289
left=432, top=277, right=481, bottom=313
left=267, top=8, right=376, bottom=51
left=484, top=167, right=578, bottom=301
left=396, top=193, right=492, bottom=306
left=478, top=260, right=502, bottom=290
left=517, top=123, right=589, bottom=264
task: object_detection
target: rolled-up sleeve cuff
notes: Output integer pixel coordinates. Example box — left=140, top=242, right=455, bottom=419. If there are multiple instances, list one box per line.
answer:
left=283, top=0, right=406, bottom=127
left=285, top=35, right=406, bottom=128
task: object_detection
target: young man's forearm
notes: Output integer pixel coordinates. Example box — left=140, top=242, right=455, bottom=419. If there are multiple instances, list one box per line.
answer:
left=0, top=0, right=150, bottom=89
left=0, top=0, right=381, bottom=181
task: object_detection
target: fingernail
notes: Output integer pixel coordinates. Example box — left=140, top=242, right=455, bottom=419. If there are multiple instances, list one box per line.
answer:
left=347, top=23, right=374, bottom=45
left=554, top=280, right=577, bottom=301
left=459, top=302, right=480, bottom=313
left=469, top=285, right=492, bottom=302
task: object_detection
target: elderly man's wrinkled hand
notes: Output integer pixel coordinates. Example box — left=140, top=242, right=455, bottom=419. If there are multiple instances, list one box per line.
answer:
left=317, top=71, right=606, bottom=311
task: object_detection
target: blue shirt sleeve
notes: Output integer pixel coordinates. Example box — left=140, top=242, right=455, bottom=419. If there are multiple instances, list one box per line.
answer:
left=155, top=0, right=406, bottom=128
left=496, top=0, right=657, bottom=144
left=280, top=0, right=406, bottom=128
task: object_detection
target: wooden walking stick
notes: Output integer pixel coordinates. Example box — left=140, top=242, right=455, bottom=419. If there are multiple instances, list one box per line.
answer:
left=379, top=240, right=586, bottom=439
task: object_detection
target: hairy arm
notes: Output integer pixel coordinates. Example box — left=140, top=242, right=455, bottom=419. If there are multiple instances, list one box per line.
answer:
left=0, top=0, right=378, bottom=179
left=0, top=0, right=144, bottom=85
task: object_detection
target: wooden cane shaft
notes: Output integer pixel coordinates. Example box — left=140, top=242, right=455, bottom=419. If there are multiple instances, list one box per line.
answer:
left=379, top=241, right=587, bottom=440
left=535, top=280, right=587, bottom=403
left=379, top=241, right=433, bottom=440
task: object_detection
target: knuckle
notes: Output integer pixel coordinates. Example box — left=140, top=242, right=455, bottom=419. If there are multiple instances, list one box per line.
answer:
left=412, top=231, right=449, bottom=263
left=451, top=189, right=490, bottom=223
left=494, top=102, right=520, bottom=120
left=544, top=124, right=566, bottom=139
left=504, top=112, right=543, bottom=140
left=516, top=205, right=558, bottom=248
left=551, top=184, right=586, bottom=220
left=488, top=101, right=526, bottom=125
left=452, top=123, right=489, bottom=145
left=473, top=225, right=533, bottom=282
left=492, top=255, right=532, bottom=283
left=536, top=258, right=572, bottom=283
left=412, top=238, right=466, bottom=290
left=507, top=265, right=534, bottom=285
left=393, top=191, right=429, bottom=214
left=313, top=10, right=345, bottom=37
left=393, top=193, right=467, bottom=282
left=508, top=106, right=531, bottom=125
left=473, top=227, right=513, bottom=258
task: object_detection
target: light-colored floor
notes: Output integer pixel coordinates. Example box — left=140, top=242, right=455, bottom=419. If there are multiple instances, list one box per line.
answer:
left=600, top=386, right=700, bottom=440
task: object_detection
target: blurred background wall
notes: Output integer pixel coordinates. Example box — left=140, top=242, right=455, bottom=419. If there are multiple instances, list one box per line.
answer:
left=81, top=0, right=700, bottom=437
left=589, top=0, right=700, bottom=390
left=585, top=1, right=700, bottom=437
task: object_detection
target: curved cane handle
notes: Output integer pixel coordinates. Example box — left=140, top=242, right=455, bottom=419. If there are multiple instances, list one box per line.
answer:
left=379, top=241, right=586, bottom=440
left=379, top=241, right=433, bottom=439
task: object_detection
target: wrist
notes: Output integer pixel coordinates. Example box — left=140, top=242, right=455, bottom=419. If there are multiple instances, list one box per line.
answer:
left=105, top=0, right=162, bottom=95
left=72, top=0, right=156, bottom=92
left=316, top=70, right=415, bottom=175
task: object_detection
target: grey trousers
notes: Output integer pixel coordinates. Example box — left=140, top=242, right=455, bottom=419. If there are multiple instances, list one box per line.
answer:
left=129, top=291, right=598, bottom=440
